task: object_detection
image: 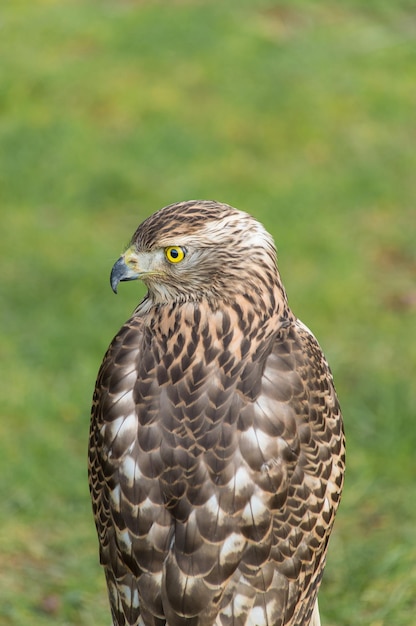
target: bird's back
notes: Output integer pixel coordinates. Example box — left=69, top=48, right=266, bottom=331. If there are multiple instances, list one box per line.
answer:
left=89, top=298, right=344, bottom=626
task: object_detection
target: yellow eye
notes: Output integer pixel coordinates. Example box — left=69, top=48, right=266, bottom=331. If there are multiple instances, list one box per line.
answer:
left=164, top=246, right=185, bottom=264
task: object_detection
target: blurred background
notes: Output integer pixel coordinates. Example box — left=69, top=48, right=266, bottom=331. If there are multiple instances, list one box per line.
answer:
left=0, top=1, right=415, bottom=624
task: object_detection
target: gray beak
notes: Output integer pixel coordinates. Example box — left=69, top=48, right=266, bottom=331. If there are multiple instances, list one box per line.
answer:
left=110, top=256, right=139, bottom=294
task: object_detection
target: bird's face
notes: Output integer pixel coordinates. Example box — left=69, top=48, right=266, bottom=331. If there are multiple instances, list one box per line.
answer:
left=110, top=200, right=280, bottom=306
left=110, top=241, right=208, bottom=301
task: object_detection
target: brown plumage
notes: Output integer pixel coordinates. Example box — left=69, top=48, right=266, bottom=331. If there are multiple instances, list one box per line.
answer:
left=89, top=200, right=345, bottom=626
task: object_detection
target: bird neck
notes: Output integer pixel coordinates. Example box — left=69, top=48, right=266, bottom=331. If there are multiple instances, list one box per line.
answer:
left=137, top=288, right=293, bottom=354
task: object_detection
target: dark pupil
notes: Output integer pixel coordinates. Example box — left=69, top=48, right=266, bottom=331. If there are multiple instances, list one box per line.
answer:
left=170, top=248, right=179, bottom=258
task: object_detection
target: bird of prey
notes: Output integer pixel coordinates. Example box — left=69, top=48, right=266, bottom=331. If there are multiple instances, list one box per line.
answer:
left=89, top=200, right=345, bottom=626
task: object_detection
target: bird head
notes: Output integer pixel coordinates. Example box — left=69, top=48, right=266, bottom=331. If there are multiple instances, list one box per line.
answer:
left=110, top=200, right=286, bottom=309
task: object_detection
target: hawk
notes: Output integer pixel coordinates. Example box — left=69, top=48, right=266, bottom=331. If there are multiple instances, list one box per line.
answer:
left=89, top=200, right=345, bottom=626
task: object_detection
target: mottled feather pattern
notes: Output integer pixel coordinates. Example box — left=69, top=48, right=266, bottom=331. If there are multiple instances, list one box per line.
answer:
left=89, top=200, right=345, bottom=626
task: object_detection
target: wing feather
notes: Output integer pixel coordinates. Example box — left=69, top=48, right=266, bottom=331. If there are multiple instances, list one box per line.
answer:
left=89, top=303, right=344, bottom=626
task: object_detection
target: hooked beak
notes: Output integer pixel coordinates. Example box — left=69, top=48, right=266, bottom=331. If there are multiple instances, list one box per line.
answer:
left=110, top=250, right=140, bottom=294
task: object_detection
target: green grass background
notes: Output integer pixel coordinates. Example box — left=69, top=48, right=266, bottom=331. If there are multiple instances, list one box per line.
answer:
left=1, top=1, right=415, bottom=624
